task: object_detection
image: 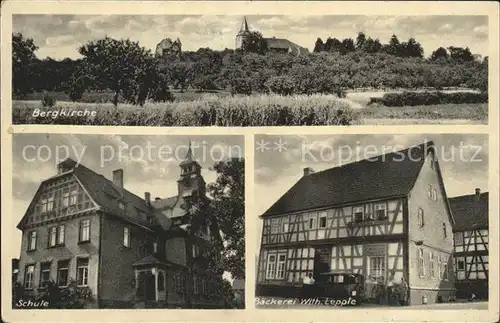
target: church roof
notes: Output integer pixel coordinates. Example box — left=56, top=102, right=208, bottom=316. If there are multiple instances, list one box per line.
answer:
left=449, top=192, right=489, bottom=231
left=264, top=37, right=309, bottom=55
left=261, top=141, right=444, bottom=217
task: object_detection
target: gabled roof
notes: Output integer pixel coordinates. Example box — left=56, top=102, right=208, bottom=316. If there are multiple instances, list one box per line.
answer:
left=17, top=159, right=172, bottom=231
left=449, top=192, right=489, bottom=231
left=262, top=142, right=433, bottom=217
left=132, top=255, right=175, bottom=267
left=264, top=38, right=309, bottom=55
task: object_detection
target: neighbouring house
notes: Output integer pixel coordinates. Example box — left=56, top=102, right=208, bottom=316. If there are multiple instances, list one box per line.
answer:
left=235, top=16, right=309, bottom=55
left=256, top=141, right=456, bottom=305
left=155, top=37, right=182, bottom=59
left=15, top=144, right=224, bottom=308
left=232, top=278, right=245, bottom=306
left=449, top=189, right=489, bottom=300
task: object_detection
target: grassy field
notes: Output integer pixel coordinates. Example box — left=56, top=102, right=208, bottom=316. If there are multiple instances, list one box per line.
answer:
left=13, top=89, right=488, bottom=126
left=12, top=94, right=360, bottom=126
left=360, top=103, right=488, bottom=124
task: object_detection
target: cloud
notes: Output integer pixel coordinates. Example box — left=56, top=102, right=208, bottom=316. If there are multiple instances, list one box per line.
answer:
left=12, top=15, right=489, bottom=59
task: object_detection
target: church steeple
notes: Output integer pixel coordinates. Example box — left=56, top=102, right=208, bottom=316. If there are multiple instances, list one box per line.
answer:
left=178, top=141, right=205, bottom=198
left=236, top=16, right=252, bottom=49
left=239, top=16, right=250, bottom=33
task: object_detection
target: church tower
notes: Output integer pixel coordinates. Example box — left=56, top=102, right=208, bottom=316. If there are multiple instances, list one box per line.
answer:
left=235, top=16, right=252, bottom=49
left=177, top=142, right=206, bottom=199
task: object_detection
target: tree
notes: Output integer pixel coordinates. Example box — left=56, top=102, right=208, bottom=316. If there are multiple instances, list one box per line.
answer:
left=362, top=37, right=382, bottom=53
left=401, top=38, right=424, bottom=58
left=207, top=158, right=245, bottom=279
left=12, top=33, right=38, bottom=96
left=387, top=34, right=401, bottom=56
left=448, top=46, right=474, bottom=63
left=313, top=38, right=324, bottom=52
left=355, top=32, right=366, bottom=50
left=430, top=47, right=449, bottom=61
left=78, top=37, right=155, bottom=106
left=240, top=31, right=268, bottom=55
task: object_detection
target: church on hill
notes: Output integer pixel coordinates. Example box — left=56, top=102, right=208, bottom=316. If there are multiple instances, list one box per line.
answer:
left=235, top=16, right=309, bottom=56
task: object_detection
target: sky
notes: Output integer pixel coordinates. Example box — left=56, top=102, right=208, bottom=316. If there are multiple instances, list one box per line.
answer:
left=254, top=134, right=489, bottom=250
left=10, top=134, right=244, bottom=265
left=13, top=15, right=489, bottom=60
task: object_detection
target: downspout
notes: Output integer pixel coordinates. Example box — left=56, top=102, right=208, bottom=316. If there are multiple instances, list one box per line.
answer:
left=97, top=210, right=103, bottom=308
left=402, top=197, right=410, bottom=305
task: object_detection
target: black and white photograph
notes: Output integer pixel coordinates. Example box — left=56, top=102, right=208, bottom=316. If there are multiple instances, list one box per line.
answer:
left=254, top=134, right=489, bottom=309
left=10, top=134, right=245, bottom=309
left=12, top=14, right=488, bottom=126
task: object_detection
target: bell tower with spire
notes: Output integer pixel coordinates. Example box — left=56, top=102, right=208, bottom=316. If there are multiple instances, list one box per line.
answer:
left=236, top=16, right=252, bottom=49
left=177, top=141, right=206, bottom=199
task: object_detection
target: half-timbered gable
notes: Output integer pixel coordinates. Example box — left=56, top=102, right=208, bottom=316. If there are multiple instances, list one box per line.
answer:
left=257, top=141, right=457, bottom=304
left=407, top=143, right=455, bottom=302
left=449, top=190, right=489, bottom=299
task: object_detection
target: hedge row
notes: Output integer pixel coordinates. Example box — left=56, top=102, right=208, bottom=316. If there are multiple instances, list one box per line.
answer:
left=368, top=91, right=488, bottom=107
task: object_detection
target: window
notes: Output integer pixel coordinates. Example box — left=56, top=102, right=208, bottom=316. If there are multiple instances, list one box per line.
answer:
left=429, top=252, right=435, bottom=279
left=62, top=190, right=70, bottom=207
left=319, top=216, right=327, bottom=228
left=418, top=248, right=425, bottom=277
left=158, top=271, right=165, bottom=291
left=375, top=203, right=387, bottom=220
left=118, top=201, right=125, bottom=210
left=57, top=260, right=69, bottom=287
left=276, top=254, right=286, bottom=279
left=173, top=272, right=184, bottom=293
left=28, top=231, right=37, bottom=251
left=123, top=227, right=130, bottom=247
left=40, top=262, right=51, bottom=288
left=428, top=185, right=438, bottom=201
left=443, top=261, right=448, bottom=280
left=309, top=218, right=315, bottom=229
left=266, top=254, right=277, bottom=279
left=77, top=258, right=89, bottom=286
left=48, top=227, right=57, bottom=247
left=153, top=241, right=158, bottom=253
left=417, top=208, right=425, bottom=227
left=79, top=220, right=90, bottom=242
left=369, top=256, right=385, bottom=279
left=270, top=219, right=279, bottom=234
left=24, top=264, right=35, bottom=289
left=69, top=188, right=78, bottom=205
left=442, top=223, right=447, bottom=238
left=283, top=223, right=289, bottom=232
left=192, top=244, right=200, bottom=258
left=58, top=225, right=65, bottom=245
left=457, top=260, right=465, bottom=270
left=353, top=207, right=363, bottom=222
left=194, top=274, right=200, bottom=294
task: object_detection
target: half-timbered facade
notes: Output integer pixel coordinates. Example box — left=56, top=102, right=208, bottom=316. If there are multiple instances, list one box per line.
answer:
left=449, top=189, right=489, bottom=299
left=16, top=146, right=224, bottom=308
left=257, top=141, right=456, bottom=304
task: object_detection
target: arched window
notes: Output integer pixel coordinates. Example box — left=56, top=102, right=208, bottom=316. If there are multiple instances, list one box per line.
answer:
left=158, top=271, right=165, bottom=291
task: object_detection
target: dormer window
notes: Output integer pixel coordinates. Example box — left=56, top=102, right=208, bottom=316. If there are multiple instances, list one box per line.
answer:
left=375, top=203, right=387, bottom=220
left=118, top=201, right=125, bottom=210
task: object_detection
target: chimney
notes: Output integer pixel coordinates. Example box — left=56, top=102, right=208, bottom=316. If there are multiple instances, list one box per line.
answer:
left=145, top=192, right=151, bottom=205
left=112, top=169, right=124, bottom=188
left=475, top=188, right=481, bottom=200
left=303, top=167, right=315, bottom=177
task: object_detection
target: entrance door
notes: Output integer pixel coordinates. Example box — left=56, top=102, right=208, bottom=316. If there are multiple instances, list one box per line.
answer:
left=313, top=247, right=331, bottom=280
left=138, top=271, right=156, bottom=302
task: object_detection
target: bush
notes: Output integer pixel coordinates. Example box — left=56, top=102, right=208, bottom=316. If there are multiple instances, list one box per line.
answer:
left=230, top=78, right=252, bottom=95
left=368, top=91, right=488, bottom=107
left=41, top=91, right=56, bottom=107
left=12, top=279, right=95, bottom=309
left=265, top=76, right=295, bottom=96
